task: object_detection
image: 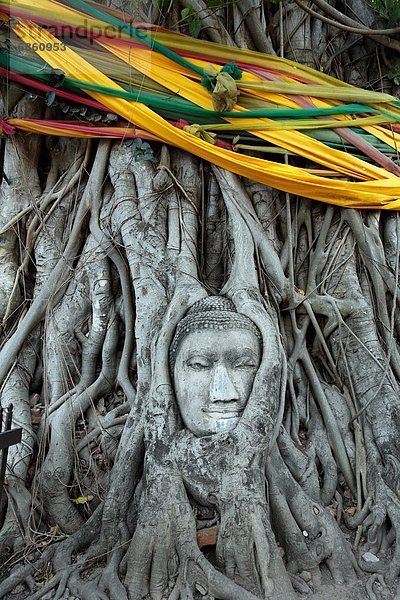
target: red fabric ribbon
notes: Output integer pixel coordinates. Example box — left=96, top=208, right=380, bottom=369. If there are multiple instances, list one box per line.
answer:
left=0, top=119, right=16, bottom=135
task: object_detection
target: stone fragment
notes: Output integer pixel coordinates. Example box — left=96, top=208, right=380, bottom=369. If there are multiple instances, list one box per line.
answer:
left=362, top=552, right=379, bottom=562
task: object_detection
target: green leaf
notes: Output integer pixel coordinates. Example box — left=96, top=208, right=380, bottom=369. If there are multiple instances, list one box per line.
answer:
left=152, top=0, right=169, bottom=8
left=388, top=68, right=400, bottom=86
left=388, top=4, right=400, bottom=26
left=71, top=495, right=93, bottom=504
left=206, top=0, right=221, bottom=8
left=181, top=6, right=194, bottom=21
left=189, top=16, right=203, bottom=38
left=369, top=0, right=400, bottom=24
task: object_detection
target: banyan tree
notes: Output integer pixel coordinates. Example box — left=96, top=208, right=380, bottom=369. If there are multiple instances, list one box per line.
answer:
left=1, top=0, right=400, bottom=598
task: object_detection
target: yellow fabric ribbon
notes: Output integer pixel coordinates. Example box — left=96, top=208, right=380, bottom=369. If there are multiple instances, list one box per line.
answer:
left=98, top=41, right=395, bottom=181
left=9, top=16, right=400, bottom=210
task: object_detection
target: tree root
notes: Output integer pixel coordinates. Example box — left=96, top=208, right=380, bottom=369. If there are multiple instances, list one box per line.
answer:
left=0, top=505, right=103, bottom=599
left=98, top=550, right=129, bottom=600
left=360, top=468, right=400, bottom=584
left=268, top=446, right=357, bottom=586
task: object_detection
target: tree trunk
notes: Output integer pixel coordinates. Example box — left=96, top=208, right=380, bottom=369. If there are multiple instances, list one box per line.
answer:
left=1, top=1, right=400, bottom=599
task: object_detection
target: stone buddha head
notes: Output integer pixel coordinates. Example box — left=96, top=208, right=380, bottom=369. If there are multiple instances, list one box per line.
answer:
left=170, top=296, right=262, bottom=436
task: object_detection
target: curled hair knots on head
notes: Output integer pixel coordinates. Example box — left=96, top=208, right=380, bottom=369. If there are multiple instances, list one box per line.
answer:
left=169, top=295, right=262, bottom=368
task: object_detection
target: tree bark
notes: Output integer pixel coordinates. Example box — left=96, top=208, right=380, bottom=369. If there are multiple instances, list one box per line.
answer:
left=1, top=1, right=400, bottom=599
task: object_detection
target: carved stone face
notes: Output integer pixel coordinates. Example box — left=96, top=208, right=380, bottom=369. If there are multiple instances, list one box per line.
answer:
left=173, top=328, right=261, bottom=436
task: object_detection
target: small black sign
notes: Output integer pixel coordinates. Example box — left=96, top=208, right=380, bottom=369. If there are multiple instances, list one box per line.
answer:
left=0, top=428, right=22, bottom=450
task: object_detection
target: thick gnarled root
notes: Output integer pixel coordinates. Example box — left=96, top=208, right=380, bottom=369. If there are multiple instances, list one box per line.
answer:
left=268, top=446, right=357, bottom=589
left=216, top=499, right=295, bottom=599
left=358, top=467, right=400, bottom=585
left=123, top=471, right=292, bottom=600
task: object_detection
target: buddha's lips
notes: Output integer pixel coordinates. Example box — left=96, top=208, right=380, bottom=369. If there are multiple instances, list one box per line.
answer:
left=201, top=407, right=243, bottom=416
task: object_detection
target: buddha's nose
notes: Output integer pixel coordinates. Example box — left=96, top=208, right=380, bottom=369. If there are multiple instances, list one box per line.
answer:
left=210, top=365, right=239, bottom=402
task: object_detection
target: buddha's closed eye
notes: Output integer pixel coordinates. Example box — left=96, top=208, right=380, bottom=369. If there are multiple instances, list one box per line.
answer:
left=234, top=361, right=257, bottom=369
left=186, top=358, right=212, bottom=370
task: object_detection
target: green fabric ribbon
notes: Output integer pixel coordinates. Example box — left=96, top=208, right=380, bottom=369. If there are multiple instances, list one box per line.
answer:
left=201, top=62, right=243, bottom=112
